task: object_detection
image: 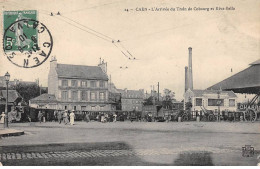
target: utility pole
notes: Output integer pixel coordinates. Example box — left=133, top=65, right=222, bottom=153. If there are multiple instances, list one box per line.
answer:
left=37, top=78, right=41, bottom=96
left=150, top=85, right=152, bottom=97
left=157, top=82, right=159, bottom=102
left=153, top=85, right=155, bottom=105
left=110, top=74, right=112, bottom=90
left=40, top=84, right=42, bottom=95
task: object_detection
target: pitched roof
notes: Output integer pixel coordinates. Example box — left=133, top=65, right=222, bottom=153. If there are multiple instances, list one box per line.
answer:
left=0, top=90, right=23, bottom=102
left=56, top=64, right=108, bottom=80
left=118, top=89, right=144, bottom=98
left=190, top=89, right=237, bottom=98
left=30, top=93, right=57, bottom=103
left=207, top=60, right=260, bottom=94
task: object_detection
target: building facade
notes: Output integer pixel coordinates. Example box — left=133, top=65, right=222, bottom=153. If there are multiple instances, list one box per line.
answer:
left=184, top=89, right=237, bottom=112
left=41, top=57, right=114, bottom=111
left=118, top=89, right=144, bottom=111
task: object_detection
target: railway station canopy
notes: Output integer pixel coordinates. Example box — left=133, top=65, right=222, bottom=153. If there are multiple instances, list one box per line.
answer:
left=207, top=59, right=260, bottom=94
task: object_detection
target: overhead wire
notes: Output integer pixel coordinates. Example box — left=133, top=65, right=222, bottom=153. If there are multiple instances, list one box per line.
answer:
left=3, top=0, right=135, bottom=61
left=60, top=15, right=114, bottom=41
left=58, top=15, right=136, bottom=60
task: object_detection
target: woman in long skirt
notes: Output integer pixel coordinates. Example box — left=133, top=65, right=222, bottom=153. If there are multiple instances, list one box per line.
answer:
left=70, top=111, right=75, bottom=125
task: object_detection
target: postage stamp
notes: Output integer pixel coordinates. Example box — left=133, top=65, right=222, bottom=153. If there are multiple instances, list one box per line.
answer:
left=3, top=10, right=53, bottom=68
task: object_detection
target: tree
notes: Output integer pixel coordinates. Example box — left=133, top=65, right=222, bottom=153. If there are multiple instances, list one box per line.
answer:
left=10, top=83, right=47, bottom=104
left=162, top=89, right=176, bottom=109
left=185, top=101, right=192, bottom=111
left=143, top=96, right=154, bottom=105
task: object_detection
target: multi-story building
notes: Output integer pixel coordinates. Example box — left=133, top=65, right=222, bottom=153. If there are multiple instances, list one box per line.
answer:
left=35, top=56, right=114, bottom=111
left=118, top=89, right=144, bottom=112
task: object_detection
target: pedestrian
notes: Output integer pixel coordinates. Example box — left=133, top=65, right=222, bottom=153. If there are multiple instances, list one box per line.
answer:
left=38, top=110, right=43, bottom=123
left=101, top=114, right=105, bottom=123
left=57, top=110, right=63, bottom=124
left=70, top=110, right=75, bottom=125
left=54, top=110, right=57, bottom=121
left=113, top=113, right=117, bottom=122
left=85, top=113, right=90, bottom=122
left=104, top=113, right=108, bottom=122
left=0, top=112, right=5, bottom=124
left=63, top=110, right=69, bottom=125
left=42, top=110, right=46, bottom=123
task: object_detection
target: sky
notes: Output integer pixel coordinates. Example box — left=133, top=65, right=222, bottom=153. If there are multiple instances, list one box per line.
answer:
left=0, top=0, right=259, bottom=101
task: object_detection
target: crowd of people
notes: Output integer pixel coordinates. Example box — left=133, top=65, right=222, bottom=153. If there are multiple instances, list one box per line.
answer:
left=37, top=110, right=120, bottom=125
left=37, top=110, right=76, bottom=125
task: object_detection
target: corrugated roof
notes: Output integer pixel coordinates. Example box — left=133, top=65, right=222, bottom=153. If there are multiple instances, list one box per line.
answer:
left=56, top=64, right=108, bottom=80
left=207, top=60, right=260, bottom=94
left=191, top=89, right=237, bottom=98
left=250, top=59, right=260, bottom=65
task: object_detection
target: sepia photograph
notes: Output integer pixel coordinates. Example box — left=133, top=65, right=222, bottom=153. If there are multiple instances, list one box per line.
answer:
left=0, top=0, right=259, bottom=166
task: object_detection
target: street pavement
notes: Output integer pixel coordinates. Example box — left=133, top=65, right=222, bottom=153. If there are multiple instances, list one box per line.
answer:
left=0, top=121, right=260, bottom=165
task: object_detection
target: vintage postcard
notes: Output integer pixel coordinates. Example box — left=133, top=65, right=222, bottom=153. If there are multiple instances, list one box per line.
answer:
left=0, top=0, right=259, bottom=166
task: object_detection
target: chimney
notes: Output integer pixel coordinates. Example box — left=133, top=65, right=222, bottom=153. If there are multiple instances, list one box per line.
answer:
left=98, top=58, right=107, bottom=74
left=50, top=56, right=57, bottom=69
left=188, top=47, right=193, bottom=90
left=185, top=66, right=188, bottom=92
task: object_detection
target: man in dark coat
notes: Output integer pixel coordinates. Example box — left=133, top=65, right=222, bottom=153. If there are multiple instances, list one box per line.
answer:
left=57, top=110, right=63, bottom=124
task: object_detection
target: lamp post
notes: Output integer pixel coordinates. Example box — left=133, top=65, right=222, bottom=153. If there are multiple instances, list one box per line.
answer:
left=4, top=72, right=10, bottom=128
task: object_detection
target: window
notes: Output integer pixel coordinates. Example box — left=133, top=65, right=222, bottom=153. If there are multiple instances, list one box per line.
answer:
left=81, top=106, right=86, bottom=111
left=81, top=81, right=87, bottom=87
left=71, top=80, right=77, bottom=87
left=90, top=81, right=96, bottom=88
left=195, top=98, right=202, bottom=106
left=73, top=106, right=77, bottom=110
left=100, top=106, right=105, bottom=110
left=99, top=92, right=105, bottom=100
left=90, top=92, right=96, bottom=100
left=81, top=91, right=88, bottom=101
left=62, top=91, right=68, bottom=101
left=208, top=99, right=224, bottom=106
left=91, top=106, right=96, bottom=110
left=99, top=81, right=105, bottom=88
left=62, top=80, right=68, bottom=87
left=229, top=99, right=235, bottom=107
left=72, top=91, right=78, bottom=101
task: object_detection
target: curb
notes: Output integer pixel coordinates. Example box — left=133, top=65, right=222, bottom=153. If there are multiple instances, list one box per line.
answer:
left=0, top=130, right=25, bottom=137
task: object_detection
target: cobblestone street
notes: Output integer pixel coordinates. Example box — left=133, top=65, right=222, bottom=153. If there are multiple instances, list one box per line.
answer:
left=0, top=147, right=241, bottom=161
